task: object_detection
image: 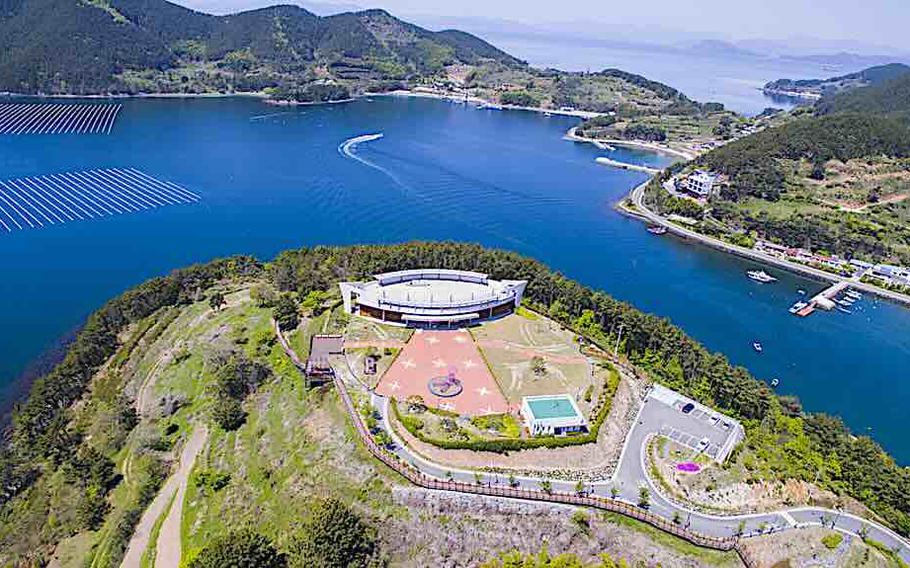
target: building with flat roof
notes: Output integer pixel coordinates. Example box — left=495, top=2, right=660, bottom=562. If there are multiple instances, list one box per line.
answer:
left=681, top=170, right=719, bottom=198
left=520, top=394, right=588, bottom=436
left=339, top=269, right=527, bottom=327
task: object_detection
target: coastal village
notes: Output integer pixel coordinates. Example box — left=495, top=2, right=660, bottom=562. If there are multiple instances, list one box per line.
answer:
left=651, top=165, right=910, bottom=301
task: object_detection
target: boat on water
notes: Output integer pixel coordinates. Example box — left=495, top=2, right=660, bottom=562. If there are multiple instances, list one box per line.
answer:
left=789, top=301, right=809, bottom=314
left=746, top=270, right=777, bottom=283
left=752, top=341, right=763, bottom=353
left=770, top=378, right=780, bottom=387
left=604, top=144, right=617, bottom=151
left=846, top=290, right=862, bottom=299
left=837, top=306, right=852, bottom=314
left=837, top=299, right=854, bottom=307
left=647, top=225, right=667, bottom=235
left=797, top=289, right=806, bottom=295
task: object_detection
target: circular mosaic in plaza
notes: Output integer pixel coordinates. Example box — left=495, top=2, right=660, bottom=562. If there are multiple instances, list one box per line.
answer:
left=428, top=369, right=463, bottom=397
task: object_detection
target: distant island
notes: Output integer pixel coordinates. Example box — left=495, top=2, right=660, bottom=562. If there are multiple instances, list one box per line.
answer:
left=762, top=62, right=910, bottom=102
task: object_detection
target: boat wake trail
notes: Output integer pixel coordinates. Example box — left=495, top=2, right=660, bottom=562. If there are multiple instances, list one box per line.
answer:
left=249, top=112, right=294, bottom=121
left=338, top=133, right=410, bottom=192
left=339, top=133, right=384, bottom=160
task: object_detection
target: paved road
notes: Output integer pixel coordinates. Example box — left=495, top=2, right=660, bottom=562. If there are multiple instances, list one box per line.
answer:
left=626, top=181, right=910, bottom=308
left=340, top=364, right=910, bottom=563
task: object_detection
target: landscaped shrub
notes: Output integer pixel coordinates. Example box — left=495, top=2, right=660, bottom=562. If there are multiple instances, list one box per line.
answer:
left=391, top=363, right=620, bottom=453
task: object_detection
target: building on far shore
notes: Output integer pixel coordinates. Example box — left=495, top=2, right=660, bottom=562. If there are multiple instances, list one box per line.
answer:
left=339, top=269, right=527, bottom=328
left=681, top=169, right=720, bottom=198
left=520, top=394, right=588, bottom=436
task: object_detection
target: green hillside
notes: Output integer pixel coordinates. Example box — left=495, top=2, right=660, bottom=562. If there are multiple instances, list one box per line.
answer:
left=816, top=69, right=910, bottom=116
left=0, top=0, right=522, bottom=95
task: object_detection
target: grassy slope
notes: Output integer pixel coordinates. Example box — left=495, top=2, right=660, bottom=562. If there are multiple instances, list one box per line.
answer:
left=2, top=278, right=749, bottom=566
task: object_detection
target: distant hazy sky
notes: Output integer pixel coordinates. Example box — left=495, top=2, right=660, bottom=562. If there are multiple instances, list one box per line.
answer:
left=174, top=0, right=910, bottom=53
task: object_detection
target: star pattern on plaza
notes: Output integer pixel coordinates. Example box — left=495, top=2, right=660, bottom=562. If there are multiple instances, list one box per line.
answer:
left=432, top=358, right=447, bottom=368
left=425, top=336, right=440, bottom=345
left=401, top=358, right=416, bottom=369
left=439, top=402, right=456, bottom=411
left=462, top=359, right=477, bottom=369
left=453, top=335, right=468, bottom=343
left=388, top=380, right=401, bottom=391
left=475, top=386, right=491, bottom=397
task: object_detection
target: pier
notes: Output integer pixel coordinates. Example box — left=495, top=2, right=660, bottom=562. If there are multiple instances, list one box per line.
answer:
left=595, top=156, right=661, bottom=174
left=795, top=269, right=871, bottom=316
left=809, top=281, right=850, bottom=311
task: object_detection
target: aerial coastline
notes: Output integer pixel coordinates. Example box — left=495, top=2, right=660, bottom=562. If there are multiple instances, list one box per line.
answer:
left=2, top=2, right=910, bottom=565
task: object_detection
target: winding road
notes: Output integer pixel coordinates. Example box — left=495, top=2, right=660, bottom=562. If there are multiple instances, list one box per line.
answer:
left=329, top=354, right=910, bottom=564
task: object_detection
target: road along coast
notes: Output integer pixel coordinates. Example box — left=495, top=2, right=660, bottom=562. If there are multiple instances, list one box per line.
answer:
left=617, top=180, right=910, bottom=308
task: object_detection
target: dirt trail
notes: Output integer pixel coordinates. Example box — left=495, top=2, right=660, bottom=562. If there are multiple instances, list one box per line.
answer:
left=120, top=425, right=208, bottom=568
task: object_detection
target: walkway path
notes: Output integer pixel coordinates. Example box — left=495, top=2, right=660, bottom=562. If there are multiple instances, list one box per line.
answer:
left=276, top=321, right=910, bottom=564
left=120, top=425, right=208, bottom=568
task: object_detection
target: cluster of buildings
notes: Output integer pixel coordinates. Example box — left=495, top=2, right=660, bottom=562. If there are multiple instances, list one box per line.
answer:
left=865, top=262, right=910, bottom=289
left=754, top=241, right=855, bottom=275
left=754, top=240, right=910, bottom=288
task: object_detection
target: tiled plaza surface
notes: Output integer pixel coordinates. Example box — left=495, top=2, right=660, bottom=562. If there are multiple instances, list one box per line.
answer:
left=377, top=329, right=509, bottom=415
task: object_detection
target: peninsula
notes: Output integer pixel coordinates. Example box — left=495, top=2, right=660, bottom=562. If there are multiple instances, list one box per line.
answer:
left=2, top=243, right=908, bottom=567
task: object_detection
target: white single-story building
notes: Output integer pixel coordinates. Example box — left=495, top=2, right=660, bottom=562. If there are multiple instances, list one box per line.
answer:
left=339, top=269, right=527, bottom=328
left=520, top=394, right=588, bottom=436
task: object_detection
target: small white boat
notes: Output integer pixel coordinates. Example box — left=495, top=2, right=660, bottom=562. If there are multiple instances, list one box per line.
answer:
left=789, top=301, right=808, bottom=314
left=846, top=290, right=862, bottom=299
left=752, top=341, right=763, bottom=353
left=836, top=306, right=852, bottom=314
left=647, top=225, right=668, bottom=235
left=770, top=378, right=780, bottom=387
left=797, top=289, right=806, bottom=295
left=837, top=299, right=853, bottom=307
left=747, top=270, right=777, bottom=283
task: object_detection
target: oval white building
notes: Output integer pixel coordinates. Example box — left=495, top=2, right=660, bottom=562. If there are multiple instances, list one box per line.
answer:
left=339, top=269, right=527, bottom=327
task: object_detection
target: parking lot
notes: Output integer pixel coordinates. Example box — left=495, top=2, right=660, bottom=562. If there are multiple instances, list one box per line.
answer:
left=642, top=384, right=744, bottom=463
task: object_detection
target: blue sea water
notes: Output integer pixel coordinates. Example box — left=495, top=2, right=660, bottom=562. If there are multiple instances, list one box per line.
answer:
left=1, top=96, right=908, bottom=462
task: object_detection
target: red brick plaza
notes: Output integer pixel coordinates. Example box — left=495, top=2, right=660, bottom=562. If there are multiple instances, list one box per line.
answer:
left=377, top=329, right=510, bottom=416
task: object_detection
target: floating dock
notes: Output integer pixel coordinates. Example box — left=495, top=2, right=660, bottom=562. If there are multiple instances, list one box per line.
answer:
left=0, top=103, right=122, bottom=135
left=0, top=168, right=199, bottom=233
left=792, top=281, right=856, bottom=317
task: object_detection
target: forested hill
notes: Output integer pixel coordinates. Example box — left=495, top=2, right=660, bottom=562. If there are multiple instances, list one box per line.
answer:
left=816, top=69, right=910, bottom=116
left=0, top=0, right=523, bottom=95
left=685, top=65, right=910, bottom=264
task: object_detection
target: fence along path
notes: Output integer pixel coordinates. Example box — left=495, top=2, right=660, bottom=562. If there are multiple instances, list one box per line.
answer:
left=0, top=103, right=122, bottom=135
left=0, top=168, right=200, bottom=233
left=269, top=319, right=758, bottom=564
left=330, top=371, right=743, bottom=551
